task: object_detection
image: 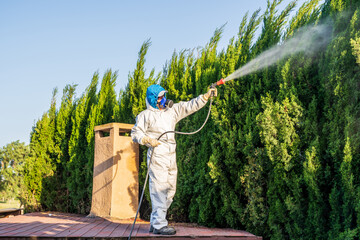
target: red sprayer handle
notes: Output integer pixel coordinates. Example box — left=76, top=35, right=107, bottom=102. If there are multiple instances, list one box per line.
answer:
left=210, top=78, right=225, bottom=88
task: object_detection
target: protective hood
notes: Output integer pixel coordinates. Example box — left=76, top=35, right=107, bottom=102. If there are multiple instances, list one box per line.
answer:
left=146, top=84, right=167, bottom=109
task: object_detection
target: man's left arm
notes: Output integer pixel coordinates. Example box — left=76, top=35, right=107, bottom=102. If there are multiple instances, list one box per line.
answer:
left=173, top=88, right=217, bottom=122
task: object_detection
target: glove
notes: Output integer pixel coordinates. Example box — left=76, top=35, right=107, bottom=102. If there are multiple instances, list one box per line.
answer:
left=203, top=88, right=218, bottom=101
left=141, top=136, right=161, bottom=147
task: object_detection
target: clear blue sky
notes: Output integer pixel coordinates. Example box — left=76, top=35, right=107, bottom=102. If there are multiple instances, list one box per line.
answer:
left=0, top=0, right=308, bottom=147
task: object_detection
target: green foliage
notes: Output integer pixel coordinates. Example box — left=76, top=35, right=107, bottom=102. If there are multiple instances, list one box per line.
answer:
left=44, top=84, right=76, bottom=211
left=285, top=0, right=321, bottom=38
left=67, top=73, right=98, bottom=213
left=23, top=88, right=57, bottom=211
left=257, top=94, right=304, bottom=239
left=17, top=0, right=360, bottom=239
left=303, top=142, right=326, bottom=239
left=0, top=141, right=29, bottom=203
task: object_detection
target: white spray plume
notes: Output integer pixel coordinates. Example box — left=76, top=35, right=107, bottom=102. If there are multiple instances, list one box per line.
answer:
left=224, top=23, right=332, bottom=82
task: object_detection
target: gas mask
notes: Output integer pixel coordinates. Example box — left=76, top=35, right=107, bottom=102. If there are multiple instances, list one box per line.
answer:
left=159, top=95, right=173, bottom=109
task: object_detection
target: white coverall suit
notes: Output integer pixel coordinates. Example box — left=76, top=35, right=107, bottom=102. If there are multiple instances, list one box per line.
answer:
left=131, top=94, right=207, bottom=230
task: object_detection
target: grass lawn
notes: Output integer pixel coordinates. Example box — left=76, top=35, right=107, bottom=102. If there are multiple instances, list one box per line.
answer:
left=0, top=199, right=21, bottom=209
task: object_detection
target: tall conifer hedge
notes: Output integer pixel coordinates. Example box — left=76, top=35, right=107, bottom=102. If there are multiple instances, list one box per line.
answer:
left=21, top=0, right=360, bottom=239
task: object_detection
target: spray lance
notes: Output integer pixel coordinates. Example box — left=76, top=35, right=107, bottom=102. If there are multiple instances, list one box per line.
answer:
left=210, top=78, right=226, bottom=89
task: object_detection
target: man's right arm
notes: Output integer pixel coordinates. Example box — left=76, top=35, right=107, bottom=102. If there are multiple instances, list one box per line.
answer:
left=131, top=112, right=147, bottom=145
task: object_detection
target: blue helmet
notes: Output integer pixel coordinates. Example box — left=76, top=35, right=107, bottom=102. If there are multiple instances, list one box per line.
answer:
left=146, top=84, right=167, bottom=109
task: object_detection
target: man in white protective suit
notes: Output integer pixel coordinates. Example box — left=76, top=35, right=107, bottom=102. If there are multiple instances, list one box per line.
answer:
left=131, top=84, right=217, bottom=235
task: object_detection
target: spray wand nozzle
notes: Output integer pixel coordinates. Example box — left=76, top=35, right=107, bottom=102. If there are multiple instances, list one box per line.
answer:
left=210, top=78, right=225, bottom=89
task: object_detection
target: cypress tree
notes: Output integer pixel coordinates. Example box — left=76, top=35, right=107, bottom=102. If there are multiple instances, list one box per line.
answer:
left=0, top=141, right=29, bottom=203
left=49, top=84, right=76, bottom=211
left=24, top=88, right=57, bottom=211
left=67, top=73, right=98, bottom=213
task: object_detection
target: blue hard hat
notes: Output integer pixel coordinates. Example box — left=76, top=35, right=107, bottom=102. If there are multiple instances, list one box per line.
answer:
left=146, top=84, right=167, bottom=109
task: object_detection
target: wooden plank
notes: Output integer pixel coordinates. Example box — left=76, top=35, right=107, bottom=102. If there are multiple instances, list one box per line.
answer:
left=0, top=224, right=29, bottom=236
left=39, top=218, right=84, bottom=237
left=36, top=215, right=84, bottom=237
left=109, top=223, right=130, bottom=237
left=175, top=225, right=201, bottom=237
left=0, top=222, right=27, bottom=232
left=28, top=222, right=66, bottom=237
left=80, top=218, right=113, bottom=238
left=66, top=218, right=103, bottom=237
left=125, top=223, right=141, bottom=238
left=0, top=219, right=45, bottom=236
left=54, top=217, right=103, bottom=237
left=6, top=215, right=81, bottom=237
left=34, top=223, right=72, bottom=237
left=11, top=222, right=53, bottom=237
left=12, top=215, right=83, bottom=237
left=0, top=214, right=28, bottom=225
left=95, top=221, right=119, bottom=237
left=134, top=223, right=150, bottom=237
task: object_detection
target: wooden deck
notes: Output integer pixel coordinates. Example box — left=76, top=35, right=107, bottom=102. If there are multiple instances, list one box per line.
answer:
left=0, top=212, right=262, bottom=239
